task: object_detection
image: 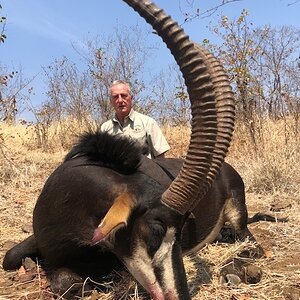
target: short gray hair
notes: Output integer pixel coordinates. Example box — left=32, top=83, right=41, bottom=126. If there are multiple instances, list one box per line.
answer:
left=110, top=80, right=133, bottom=97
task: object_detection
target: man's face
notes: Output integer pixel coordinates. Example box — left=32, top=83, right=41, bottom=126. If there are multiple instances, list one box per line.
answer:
left=110, top=84, right=132, bottom=119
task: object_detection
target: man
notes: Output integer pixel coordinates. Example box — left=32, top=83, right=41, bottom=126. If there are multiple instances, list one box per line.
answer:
left=101, top=80, right=170, bottom=158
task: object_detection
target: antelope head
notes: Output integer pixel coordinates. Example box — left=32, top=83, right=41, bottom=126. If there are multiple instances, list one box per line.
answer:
left=93, top=1, right=235, bottom=299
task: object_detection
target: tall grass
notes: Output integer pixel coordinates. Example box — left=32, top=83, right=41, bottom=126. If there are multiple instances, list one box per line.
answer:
left=0, top=118, right=299, bottom=300
left=0, top=116, right=299, bottom=196
left=164, top=117, right=299, bottom=196
left=229, top=118, right=299, bottom=195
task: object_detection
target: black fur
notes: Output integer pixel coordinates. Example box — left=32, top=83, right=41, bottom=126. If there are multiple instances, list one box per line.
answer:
left=64, top=131, right=146, bottom=174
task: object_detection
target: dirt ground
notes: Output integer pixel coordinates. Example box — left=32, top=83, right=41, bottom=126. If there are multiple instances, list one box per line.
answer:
left=0, top=150, right=299, bottom=299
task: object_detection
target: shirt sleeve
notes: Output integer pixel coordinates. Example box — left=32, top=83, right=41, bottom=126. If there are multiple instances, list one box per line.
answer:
left=147, top=118, right=170, bottom=157
left=100, top=120, right=111, bottom=133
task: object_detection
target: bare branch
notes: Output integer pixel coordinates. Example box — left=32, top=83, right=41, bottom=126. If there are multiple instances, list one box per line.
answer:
left=178, top=0, right=243, bottom=24
left=0, top=4, right=7, bottom=43
left=287, top=0, right=300, bottom=6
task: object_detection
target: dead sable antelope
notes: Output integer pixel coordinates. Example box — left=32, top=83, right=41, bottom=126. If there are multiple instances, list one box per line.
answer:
left=4, top=132, right=274, bottom=296
left=2, top=1, right=282, bottom=299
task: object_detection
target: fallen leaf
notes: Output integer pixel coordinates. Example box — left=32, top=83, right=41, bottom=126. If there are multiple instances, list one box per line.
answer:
left=264, top=249, right=273, bottom=258
left=18, top=265, right=26, bottom=276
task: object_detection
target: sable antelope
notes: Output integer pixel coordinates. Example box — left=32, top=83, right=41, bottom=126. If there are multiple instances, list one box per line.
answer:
left=2, top=0, right=260, bottom=299
left=5, top=131, right=265, bottom=298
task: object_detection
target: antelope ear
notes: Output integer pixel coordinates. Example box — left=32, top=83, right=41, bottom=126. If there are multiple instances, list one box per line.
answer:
left=92, top=192, right=136, bottom=244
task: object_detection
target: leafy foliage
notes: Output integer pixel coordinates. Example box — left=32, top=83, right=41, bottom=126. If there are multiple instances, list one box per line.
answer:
left=203, top=11, right=300, bottom=151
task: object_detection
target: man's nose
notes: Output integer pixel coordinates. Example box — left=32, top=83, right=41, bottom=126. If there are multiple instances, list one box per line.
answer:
left=116, top=95, right=123, bottom=102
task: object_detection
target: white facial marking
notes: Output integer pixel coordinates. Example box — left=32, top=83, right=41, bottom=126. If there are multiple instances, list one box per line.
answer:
left=123, top=227, right=179, bottom=299
left=152, top=227, right=175, bottom=265
left=123, top=241, right=164, bottom=297
left=153, top=227, right=178, bottom=297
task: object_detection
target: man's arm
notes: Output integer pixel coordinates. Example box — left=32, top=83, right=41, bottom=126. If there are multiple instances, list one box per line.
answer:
left=147, top=118, right=170, bottom=158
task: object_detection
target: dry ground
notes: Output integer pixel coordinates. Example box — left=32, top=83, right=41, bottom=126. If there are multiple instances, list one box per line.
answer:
left=0, top=123, right=299, bottom=300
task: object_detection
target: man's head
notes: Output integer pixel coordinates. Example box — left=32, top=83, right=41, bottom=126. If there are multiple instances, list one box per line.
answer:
left=110, top=80, right=133, bottom=122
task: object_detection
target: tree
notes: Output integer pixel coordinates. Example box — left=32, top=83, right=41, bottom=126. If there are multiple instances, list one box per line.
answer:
left=177, top=0, right=300, bottom=24
left=204, top=11, right=300, bottom=149
left=38, top=25, right=155, bottom=144
left=0, top=5, right=33, bottom=124
left=0, top=67, right=32, bottom=124
left=251, top=26, right=300, bottom=119
left=178, top=0, right=242, bottom=23
left=0, top=4, right=6, bottom=43
left=150, top=64, right=191, bottom=126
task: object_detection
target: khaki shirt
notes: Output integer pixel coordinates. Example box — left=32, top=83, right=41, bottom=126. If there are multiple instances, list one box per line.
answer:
left=100, top=110, right=170, bottom=158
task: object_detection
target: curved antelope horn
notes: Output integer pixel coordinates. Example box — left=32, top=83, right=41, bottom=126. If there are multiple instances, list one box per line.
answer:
left=123, top=0, right=235, bottom=214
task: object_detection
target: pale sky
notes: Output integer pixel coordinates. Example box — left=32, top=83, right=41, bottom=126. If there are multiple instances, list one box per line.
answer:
left=1, top=0, right=299, bottom=119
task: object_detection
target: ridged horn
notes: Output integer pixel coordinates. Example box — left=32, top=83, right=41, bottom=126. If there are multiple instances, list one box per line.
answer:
left=123, top=0, right=235, bottom=214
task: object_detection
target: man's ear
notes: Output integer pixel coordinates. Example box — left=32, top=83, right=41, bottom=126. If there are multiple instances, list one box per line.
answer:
left=92, top=192, right=136, bottom=244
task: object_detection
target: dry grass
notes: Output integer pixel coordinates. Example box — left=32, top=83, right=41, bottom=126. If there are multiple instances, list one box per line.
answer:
left=0, top=119, right=299, bottom=300
left=229, top=119, right=300, bottom=196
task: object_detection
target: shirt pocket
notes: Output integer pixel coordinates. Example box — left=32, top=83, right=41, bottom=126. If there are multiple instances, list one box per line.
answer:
left=131, top=125, right=147, bottom=145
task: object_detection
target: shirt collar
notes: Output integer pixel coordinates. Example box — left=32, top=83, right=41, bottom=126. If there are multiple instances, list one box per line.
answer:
left=113, top=109, right=135, bottom=123
left=128, top=109, right=135, bottom=121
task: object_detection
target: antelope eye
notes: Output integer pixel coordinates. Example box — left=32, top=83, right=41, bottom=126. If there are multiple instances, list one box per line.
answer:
left=150, top=221, right=166, bottom=236
left=147, top=221, right=166, bottom=257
